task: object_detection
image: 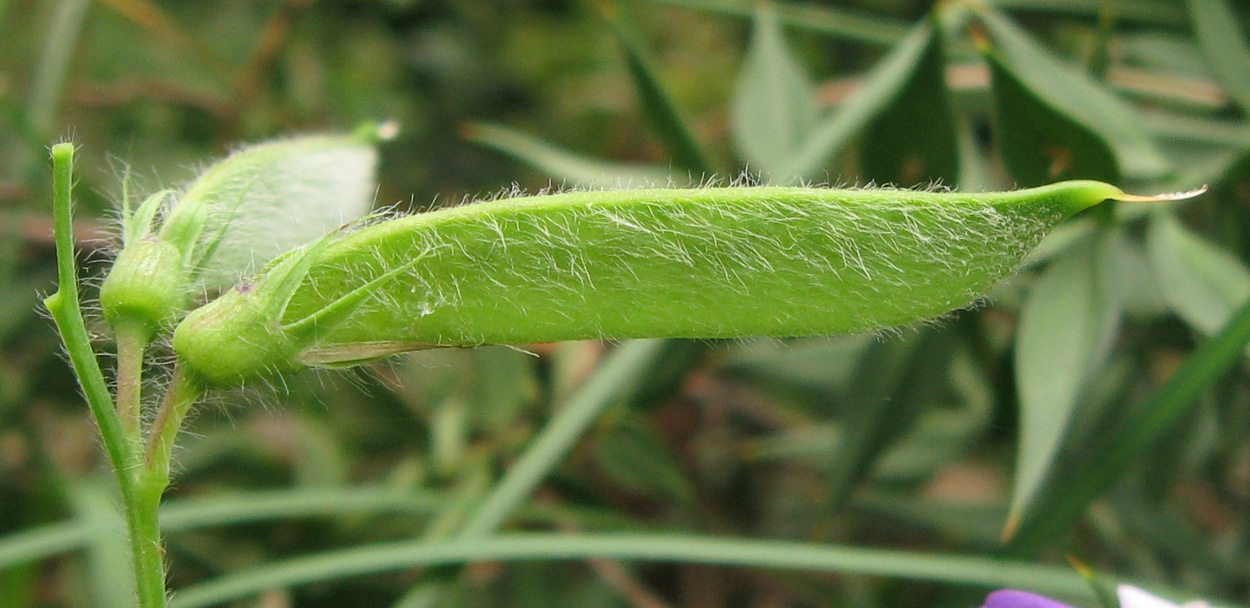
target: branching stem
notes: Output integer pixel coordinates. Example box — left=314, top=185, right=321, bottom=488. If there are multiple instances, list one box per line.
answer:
left=145, top=368, right=203, bottom=488
left=45, top=143, right=170, bottom=608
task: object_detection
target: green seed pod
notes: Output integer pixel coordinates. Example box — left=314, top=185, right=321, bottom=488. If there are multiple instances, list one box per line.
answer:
left=173, top=180, right=1194, bottom=388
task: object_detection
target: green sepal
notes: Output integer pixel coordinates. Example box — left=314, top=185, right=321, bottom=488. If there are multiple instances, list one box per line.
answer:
left=122, top=190, right=172, bottom=244
left=171, top=234, right=339, bottom=388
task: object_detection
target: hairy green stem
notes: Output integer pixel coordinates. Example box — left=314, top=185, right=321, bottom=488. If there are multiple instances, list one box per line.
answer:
left=44, top=143, right=167, bottom=608
left=144, top=368, right=204, bottom=488
left=127, top=483, right=169, bottom=608
left=114, top=320, right=148, bottom=444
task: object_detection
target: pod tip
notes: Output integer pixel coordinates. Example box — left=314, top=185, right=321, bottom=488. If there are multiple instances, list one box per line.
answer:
left=1112, top=184, right=1207, bottom=203
left=355, top=120, right=400, bottom=143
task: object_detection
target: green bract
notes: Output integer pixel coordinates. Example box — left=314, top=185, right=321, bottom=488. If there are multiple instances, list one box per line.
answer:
left=174, top=180, right=1143, bottom=388
left=99, top=124, right=387, bottom=334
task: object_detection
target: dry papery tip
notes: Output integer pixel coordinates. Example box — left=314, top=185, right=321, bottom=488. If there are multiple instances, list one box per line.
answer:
left=375, top=120, right=401, bottom=141
left=1113, top=185, right=1208, bottom=203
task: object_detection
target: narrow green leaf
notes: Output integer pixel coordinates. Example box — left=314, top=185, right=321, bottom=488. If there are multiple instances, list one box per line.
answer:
left=0, top=522, right=91, bottom=571
left=860, top=20, right=958, bottom=187
left=724, top=335, right=873, bottom=397
left=1185, top=0, right=1250, bottom=114
left=464, top=123, right=672, bottom=188
left=639, top=0, right=909, bottom=48
left=874, top=343, right=994, bottom=483
left=975, top=8, right=1170, bottom=180
left=988, top=0, right=1187, bottom=26
left=592, top=416, right=693, bottom=503
left=68, top=483, right=133, bottom=608
left=1141, top=111, right=1250, bottom=148
left=983, top=34, right=1120, bottom=186
left=730, top=2, right=819, bottom=180
left=743, top=423, right=841, bottom=468
left=26, top=0, right=89, bottom=135
left=826, top=331, right=936, bottom=507
left=1007, top=284, right=1250, bottom=556
left=1010, top=234, right=1122, bottom=527
left=955, top=116, right=995, bottom=192
left=1119, top=33, right=1215, bottom=86
left=1106, top=230, right=1166, bottom=318
left=779, top=21, right=936, bottom=182
left=602, top=4, right=714, bottom=177
left=168, top=533, right=1178, bottom=608
left=1148, top=211, right=1250, bottom=336
left=467, top=346, right=540, bottom=434
left=457, top=340, right=671, bottom=538
left=0, top=488, right=646, bottom=572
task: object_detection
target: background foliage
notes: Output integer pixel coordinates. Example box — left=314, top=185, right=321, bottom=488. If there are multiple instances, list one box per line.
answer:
left=3, top=0, right=1250, bottom=607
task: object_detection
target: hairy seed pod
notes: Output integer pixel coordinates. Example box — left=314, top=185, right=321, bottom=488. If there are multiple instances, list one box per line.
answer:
left=173, top=181, right=1194, bottom=388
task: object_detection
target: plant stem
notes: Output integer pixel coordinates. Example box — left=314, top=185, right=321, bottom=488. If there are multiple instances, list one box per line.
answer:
left=44, top=143, right=168, bottom=608
left=114, top=320, right=148, bottom=444
left=125, top=481, right=169, bottom=608
left=144, top=368, right=203, bottom=489
left=127, top=367, right=205, bottom=608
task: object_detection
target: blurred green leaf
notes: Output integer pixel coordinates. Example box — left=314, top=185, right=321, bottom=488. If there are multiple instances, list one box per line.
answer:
left=1010, top=234, right=1122, bottom=528
left=743, top=423, right=841, bottom=468
left=860, top=17, right=958, bottom=188
left=27, top=0, right=88, bottom=135
left=825, top=331, right=935, bottom=507
left=779, top=21, right=938, bottom=182
left=874, top=346, right=994, bottom=483
left=602, top=4, right=714, bottom=177
left=1141, top=111, right=1250, bottom=148
left=982, top=31, right=1120, bottom=186
left=955, top=116, right=995, bottom=192
left=1008, top=285, right=1250, bottom=557
left=975, top=8, right=1170, bottom=180
left=854, top=491, right=1007, bottom=545
left=989, top=0, right=1187, bottom=26
left=457, top=340, right=672, bottom=538
left=167, top=533, right=1115, bottom=608
left=1105, top=230, right=1166, bottom=318
left=592, top=416, right=692, bottom=504
left=1148, top=211, right=1250, bottom=336
left=640, top=0, right=909, bottom=48
left=1119, top=33, right=1213, bottom=80
left=289, top=418, right=351, bottom=487
left=463, top=123, right=672, bottom=188
left=1185, top=0, right=1250, bottom=114
left=723, top=335, right=873, bottom=398
left=68, top=482, right=132, bottom=608
left=730, top=2, right=818, bottom=180
left=467, top=346, right=539, bottom=434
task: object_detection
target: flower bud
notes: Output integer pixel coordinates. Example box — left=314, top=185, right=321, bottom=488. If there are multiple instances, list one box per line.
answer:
left=99, top=238, right=188, bottom=333
left=100, top=124, right=388, bottom=335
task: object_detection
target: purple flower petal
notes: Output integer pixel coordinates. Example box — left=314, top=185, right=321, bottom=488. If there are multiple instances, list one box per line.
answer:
left=984, top=590, right=1079, bottom=608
